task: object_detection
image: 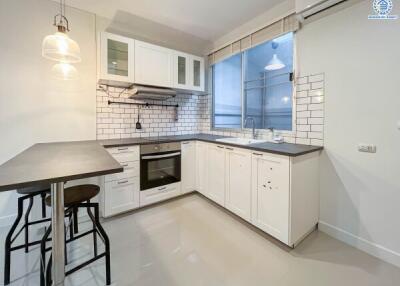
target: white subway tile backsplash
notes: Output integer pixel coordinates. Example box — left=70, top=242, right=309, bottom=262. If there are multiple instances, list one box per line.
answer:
left=311, top=81, right=324, bottom=90
left=308, top=117, right=324, bottom=125
left=309, top=74, right=324, bottom=83
left=96, top=73, right=325, bottom=146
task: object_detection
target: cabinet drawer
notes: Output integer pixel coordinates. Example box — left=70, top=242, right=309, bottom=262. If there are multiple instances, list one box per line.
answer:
left=107, top=145, right=139, bottom=156
left=104, top=177, right=140, bottom=217
left=139, top=183, right=181, bottom=207
left=105, top=161, right=139, bottom=182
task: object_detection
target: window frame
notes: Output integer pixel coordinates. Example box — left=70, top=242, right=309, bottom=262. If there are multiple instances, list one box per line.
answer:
left=211, top=32, right=297, bottom=134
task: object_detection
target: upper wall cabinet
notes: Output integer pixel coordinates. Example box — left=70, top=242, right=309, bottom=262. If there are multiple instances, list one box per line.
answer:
left=98, top=32, right=135, bottom=87
left=173, top=52, right=191, bottom=90
left=189, top=55, right=205, bottom=92
left=135, top=40, right=174, bottom=88
left=98, top=32, right=205, bottom=92
left=172, top=53, right=205, bottom=91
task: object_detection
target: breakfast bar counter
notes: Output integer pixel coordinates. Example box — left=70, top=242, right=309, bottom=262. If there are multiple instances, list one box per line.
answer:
left=0, top=141, right=123, bottom=286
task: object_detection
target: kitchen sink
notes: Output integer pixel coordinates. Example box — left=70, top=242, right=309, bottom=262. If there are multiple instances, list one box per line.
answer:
left=216, top=137, right=269, bottom=145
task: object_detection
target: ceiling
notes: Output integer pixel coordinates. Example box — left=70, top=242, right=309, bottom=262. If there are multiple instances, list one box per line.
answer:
left=63, top=0, right=283, bottom=42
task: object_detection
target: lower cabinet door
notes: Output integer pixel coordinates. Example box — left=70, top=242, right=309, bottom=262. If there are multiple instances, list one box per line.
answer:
left=104, top=177, right=140, bottom=217
left=206, top=145, right=226, bottom=206
left=181, top=142, right=196, bottom=194
left=140, top=183, right=182, bottom=207
left=225, top=148, right=252, bottom=222
left=252, top=154, right=290, bottom=244
left=196, top=142, right=208, bottom=194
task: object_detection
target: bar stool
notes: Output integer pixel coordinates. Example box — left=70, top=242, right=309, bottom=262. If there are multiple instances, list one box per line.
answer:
left=40, top=184, right=111, bottom=286
left=4, top=184, right=51, bottom=285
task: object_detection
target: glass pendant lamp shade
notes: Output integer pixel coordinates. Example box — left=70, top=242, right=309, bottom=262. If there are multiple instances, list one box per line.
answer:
left=265, top=54, right=285, bottom=71
left=42, top=31, right=81, bottom=63
left=51, top=63, right=78, bottom=80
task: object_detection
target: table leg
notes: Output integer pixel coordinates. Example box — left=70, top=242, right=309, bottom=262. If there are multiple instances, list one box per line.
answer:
left=51, top=182, right=65, bottom=286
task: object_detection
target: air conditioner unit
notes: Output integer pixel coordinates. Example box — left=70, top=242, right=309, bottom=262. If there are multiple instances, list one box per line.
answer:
left=296, top=0, right=347, bottom=21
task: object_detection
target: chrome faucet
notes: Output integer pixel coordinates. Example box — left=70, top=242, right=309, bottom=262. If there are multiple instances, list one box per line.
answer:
left=244, top=117, right=256, bottom=139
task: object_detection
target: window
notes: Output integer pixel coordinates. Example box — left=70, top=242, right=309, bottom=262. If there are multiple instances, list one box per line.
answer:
left=212, top=33, right=294, bottom=131
left=212, top=53, right=242, bottom=129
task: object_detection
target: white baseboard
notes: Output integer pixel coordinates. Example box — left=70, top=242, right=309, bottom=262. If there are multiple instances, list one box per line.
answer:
left=0, top=213, right=17, bottom=228
left=319, top=221, right=400, bottom=268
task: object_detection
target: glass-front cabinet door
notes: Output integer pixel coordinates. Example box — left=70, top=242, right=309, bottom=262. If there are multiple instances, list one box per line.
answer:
left=173, top=52, right=190, bottom=89
left=99, top=32, right=135, bottom=86
left=190, top=56, right=205, bottom=91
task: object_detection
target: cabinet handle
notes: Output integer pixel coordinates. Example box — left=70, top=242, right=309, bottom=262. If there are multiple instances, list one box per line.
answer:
left=117, top=180, right=129, bottom=185
left=122, top=163, right=129, bottom=167
left=118, top=147, right=129, bottom=151
left=182, top=142, right=190, bottom=145
left=217, top=146, right=225, bottom=149
left=158, top=186, right=167, bottom=191
left=225, top=147, right=234, bottom=151
left=253, top=152, right=263, bottom=156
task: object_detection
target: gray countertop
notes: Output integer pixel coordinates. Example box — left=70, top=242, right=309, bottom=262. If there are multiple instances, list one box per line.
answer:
left=0, top=141, right=123, bottom=192
left=99, top=133, right=323, bottom=157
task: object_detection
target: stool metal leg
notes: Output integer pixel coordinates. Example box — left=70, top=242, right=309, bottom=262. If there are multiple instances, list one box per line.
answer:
left=73, top=207, right=79, bottom=234
left=87, top=200, right=98, bottom=257
left=41, top=225, right=52, bottom=286
left=41, top=192, right=47, bottom=218
left=51, top=182, right=65, bottom=286
left=24, top=196, right=34, bottom=253
left=94, top=205, right=111, bottom=285
left=4, top=196, right=24, bottom=285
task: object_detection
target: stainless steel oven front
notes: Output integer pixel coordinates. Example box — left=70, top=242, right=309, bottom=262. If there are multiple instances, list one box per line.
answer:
left=140, top=142, right=181, bottom=191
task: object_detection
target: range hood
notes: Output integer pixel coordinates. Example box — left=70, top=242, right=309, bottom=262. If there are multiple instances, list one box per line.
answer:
left=129, top=85, right=177, bottom=101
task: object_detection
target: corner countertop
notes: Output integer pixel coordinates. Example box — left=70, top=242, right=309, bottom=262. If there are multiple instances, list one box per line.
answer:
left=98, top=134, right=323, bottom=157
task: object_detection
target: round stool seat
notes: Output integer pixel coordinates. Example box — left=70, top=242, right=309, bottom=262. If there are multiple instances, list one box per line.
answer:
left=45, top=184, right=100, bottom=207
left=17, top=184, right=51, bottom=195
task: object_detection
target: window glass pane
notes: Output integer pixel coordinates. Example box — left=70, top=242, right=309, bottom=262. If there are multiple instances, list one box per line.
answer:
left=193, top=60, right=201, bottom=87
left=213, top=54, right=242, bottom=129
left=244, top=33, right=293, bottom=131
left=178, top=56, right=186, bottom=84
left=107, top=39, right=128, bottom=76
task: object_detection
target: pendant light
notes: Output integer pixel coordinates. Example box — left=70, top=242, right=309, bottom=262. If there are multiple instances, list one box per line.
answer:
left=42, top=0, right=81, bottom=63
left=51, top=63, right=79, bottom=80
left=265, top=41, right=285, bottom=71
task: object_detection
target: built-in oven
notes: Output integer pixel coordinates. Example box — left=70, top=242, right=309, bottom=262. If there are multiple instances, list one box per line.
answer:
left=140, top=142, right=181, bottom=191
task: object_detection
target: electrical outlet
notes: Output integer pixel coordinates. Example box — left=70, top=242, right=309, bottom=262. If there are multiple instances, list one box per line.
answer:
left=358, top=144, right=377, bottom=153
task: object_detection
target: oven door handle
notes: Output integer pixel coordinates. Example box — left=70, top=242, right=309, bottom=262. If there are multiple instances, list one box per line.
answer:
left=141, top=152, right=181, bottom=160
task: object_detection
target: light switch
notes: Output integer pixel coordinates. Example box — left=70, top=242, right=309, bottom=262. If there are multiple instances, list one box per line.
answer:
left=397, top=121, right=400, bottom=130
left=358, top=144, right=377, bottom=153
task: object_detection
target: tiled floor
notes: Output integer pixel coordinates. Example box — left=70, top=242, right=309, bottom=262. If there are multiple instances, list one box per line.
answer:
left=1, top=193, right=400, bottom=286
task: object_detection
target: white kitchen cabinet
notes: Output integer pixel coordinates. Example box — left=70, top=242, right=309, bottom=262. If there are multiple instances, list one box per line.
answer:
left=173, top=53, right=205, bottom=92
left=101, top=146, right=140, bottom=217
left=173, top=52, right=191, bottom=90
left=98, top=32, right=135, bottom=87
left=189, top=55, right=205, bottom=92
left=251, top=151, right=320, bottom=246
left=225, top=147, right=252, bottom=222
left=251, top=153, right=290, bottom=243
left=140, top=183, right=181, bottom=207
left=134, top=40, right=174, bottom=88
left=104, top=177, right=140, bottom=217
left=181, top=141, right=196, bottom=194
left=206, top=144, right=226, bottom=206
left=98, top=32, right=204, bottom=91
left=196, top=142, right=208, bottom=195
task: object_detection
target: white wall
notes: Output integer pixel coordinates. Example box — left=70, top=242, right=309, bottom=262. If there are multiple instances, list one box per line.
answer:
left=211, top=0, right=295, bottom=51
left=210, top=0, right=400, bottom=267
left=296, top=0, right=400, bottom=266
left=0, top=0, right=212, bottom=225
left=0, top=0, right=97, bottom=225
